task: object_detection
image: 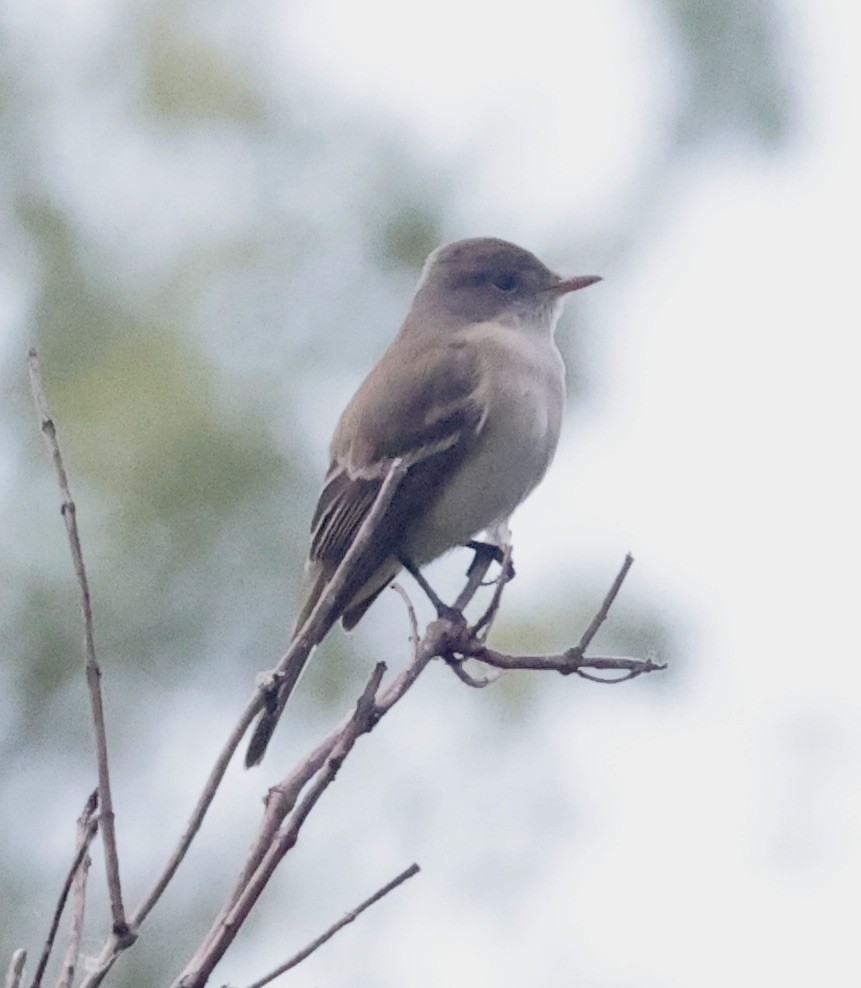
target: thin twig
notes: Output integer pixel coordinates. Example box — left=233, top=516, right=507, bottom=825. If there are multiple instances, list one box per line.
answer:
left=447, top=556, right=657, bottom=684
left=454, top=556, right=664, bottom=680
left=5, top=951, right=27, bottom=988
left=179, top=719, right=347, bottom=974
left=180, top=611, right=460, bottom=983
left=74, top=688, right=273, bottom=987
left=27, top=349, right=128, bottom=939
left=391, top=582, right=420, bottom=653
left=242, top=458, right=410, bottom=771
left=444, top=554, right=662, bottom=680
left=183, top=557, right=655, bottom=984
left=444, top=658, right=501, bottom=689
left=55, top=791, right=99, bottom=988
left=127, top=692, right=264, bottom=931
left=216, top=608, right=447, bottom=962
left=174, top=665, right=388, bottom=987
left=28, top=793, right=99, bottom=988
left=80, top=459, right=406, bottom=988
left=463, top=646, right=666, bottom=679
left=179, top=462, right=411, bottom=967
left=95, top=461, right=413, bottom=975
left=571, top=553, right=635, bottom=656
left=244, top=863, right=420, bottom=988
left=471, top=542, right=514, bottom=639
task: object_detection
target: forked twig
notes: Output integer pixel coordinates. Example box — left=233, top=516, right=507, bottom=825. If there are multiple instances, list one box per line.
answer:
left=453, top=555, right=665, bottom=680
left=243, top=864, right=420, bottom=988
left=171, top=466, right=408, bottom=955
left=75, top=461, right=410, bottom=988
left=144, top=464, right=405, bottom=915
left=175, top=665, right=389, bottom=987
left=28, top=792, right=99, bottom=988
left=178, top=603, right=477, bottom=983
left=28, top=349, right=128, bottom=941
left=56, top=791, right=99, bottom=988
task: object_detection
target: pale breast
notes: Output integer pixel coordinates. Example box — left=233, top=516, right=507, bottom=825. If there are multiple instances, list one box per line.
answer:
left=405, top=323, right=565, bottom=563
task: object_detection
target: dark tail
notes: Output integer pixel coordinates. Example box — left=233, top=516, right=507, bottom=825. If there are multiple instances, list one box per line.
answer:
left=244, top=563, right=334, bottom=768
left=244, top=646, right=314, bottom=767
left=244, top=559, right=390, bottom=767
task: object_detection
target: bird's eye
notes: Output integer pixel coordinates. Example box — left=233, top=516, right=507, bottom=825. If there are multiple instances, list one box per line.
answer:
left=492, top=273, right=519, bottom=292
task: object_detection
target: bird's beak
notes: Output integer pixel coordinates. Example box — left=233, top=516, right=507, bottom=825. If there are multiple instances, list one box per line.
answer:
left=547, top=274, right=603, bottom=295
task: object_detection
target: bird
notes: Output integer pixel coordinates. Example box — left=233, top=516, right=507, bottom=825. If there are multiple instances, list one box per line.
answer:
left=245, top=237, right=601, bottom=766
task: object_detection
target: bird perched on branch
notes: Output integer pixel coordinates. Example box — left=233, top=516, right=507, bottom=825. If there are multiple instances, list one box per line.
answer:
left=245, top=237, right=601, bottom=767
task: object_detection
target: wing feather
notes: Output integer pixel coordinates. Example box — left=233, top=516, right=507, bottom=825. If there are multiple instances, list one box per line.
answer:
left=298, top=337, right=487, bottom=629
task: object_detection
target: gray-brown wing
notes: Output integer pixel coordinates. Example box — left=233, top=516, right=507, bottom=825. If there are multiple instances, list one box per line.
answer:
left=301, top=338, right=487, bottom=628
left=309, top=339, right=486, bottom=566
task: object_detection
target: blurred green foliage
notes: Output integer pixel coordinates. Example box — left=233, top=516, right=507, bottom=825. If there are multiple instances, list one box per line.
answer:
left=667, top=0, right=795, bottom=145
left=0, top=0, right=794, bottom=983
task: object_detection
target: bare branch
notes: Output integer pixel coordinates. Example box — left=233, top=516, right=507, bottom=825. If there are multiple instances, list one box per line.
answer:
left=256, top=458, right=409, bottom=708
left=243, top=863, right=421, bottom=988
left=158, top=464, right=410, bottom=960
left=444, top=657, right=502, bottom=689
left=175, top=664, right=388, bottom=987
left=572, top=553, right=635, bottom=655
left=129, top=692, right=264, bottom=929
left=182, top=726, right=356, bottom=975
left=27, top=349, right=129, bottom=939
left=79, top=463, right=413, bottom=988
left=178, top=556, right=656, bottom=984
left=55, top=791, right=99, bottom=988
left=452, top=555, right=665, bottom=681
left=79, top=467, right=410, bottom=985
left=391, top=582, right=420, bottom=654
left=73, top=691, right=268, bottom=988
left=465, top=646, right=666, bottom=679
left=5, top=951, right=27, bottom=988
left=28, top=792, right=99, bottom=988
left=292, top=460, right=409, bottom=649
left=447, top=556, right=660, bottom=684
left=219, top=613, right=451, bottom=945
left=180, top=610, right=460, bottom=982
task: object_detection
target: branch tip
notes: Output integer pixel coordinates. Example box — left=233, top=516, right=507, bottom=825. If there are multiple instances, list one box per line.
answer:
left=243, top=863, right=421, bottom=988
left=28, top=350, right=128, bottom=954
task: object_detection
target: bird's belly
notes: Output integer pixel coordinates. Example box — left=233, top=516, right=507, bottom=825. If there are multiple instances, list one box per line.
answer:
left=404, top=374, right=563, bottom=564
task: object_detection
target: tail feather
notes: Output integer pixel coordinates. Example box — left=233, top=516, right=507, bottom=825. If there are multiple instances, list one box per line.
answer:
left=244, top=646, right=313, bottom=767
left=244, top=565, right=332, bottom=768
left=341, top=585, right=386, bottom=630
left=244, top=558, right=400, bottom=767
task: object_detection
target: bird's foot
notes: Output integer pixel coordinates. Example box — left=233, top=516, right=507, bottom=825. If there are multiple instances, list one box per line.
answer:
left=465, top=540, right=516, bottom=581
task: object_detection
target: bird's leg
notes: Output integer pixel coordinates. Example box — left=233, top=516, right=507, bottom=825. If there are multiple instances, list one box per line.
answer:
left=465, top=539, right=504, bottom=567
left=465, top=540, right=516, bottom=582
left=462, top=522, right=516, bottom=638
left=397, top=553, right=464, bottom=624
